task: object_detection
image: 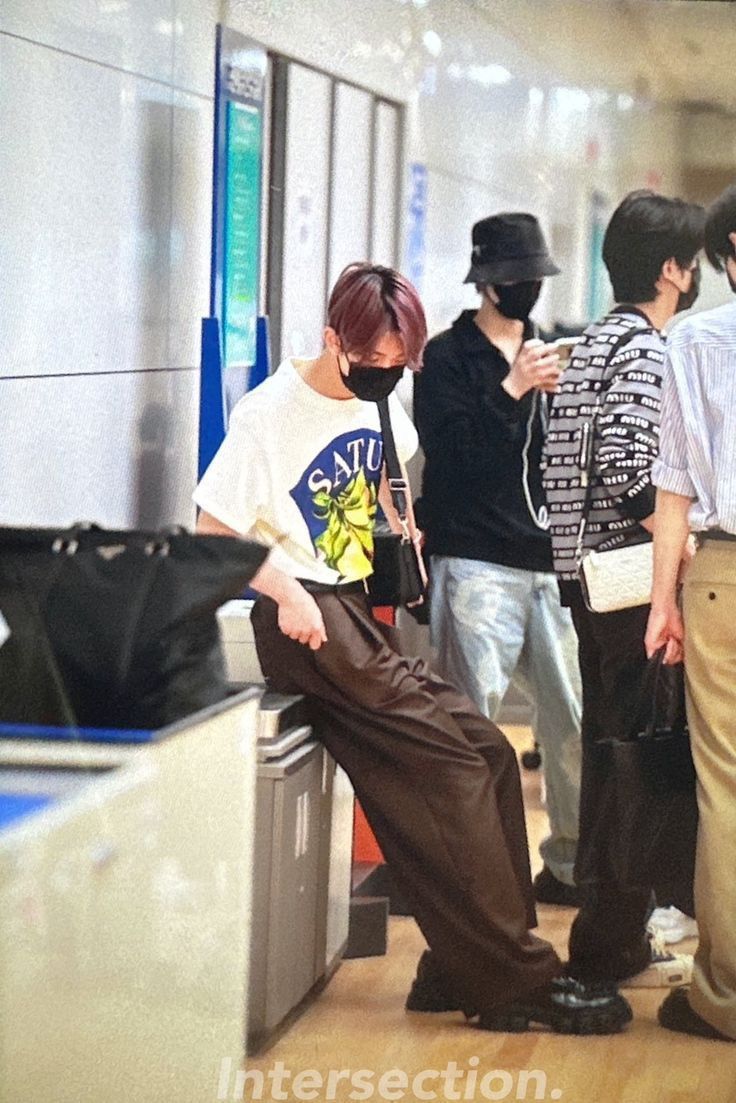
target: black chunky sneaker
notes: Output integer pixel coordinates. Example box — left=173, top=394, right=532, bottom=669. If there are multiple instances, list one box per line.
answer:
left=405, top=950, right=465, bottom=1013
left=658, top=988, right=734, bottom=1042
left=533, top=866, right=582, bottom=908
left=477, top=976, right=633, bottom=1035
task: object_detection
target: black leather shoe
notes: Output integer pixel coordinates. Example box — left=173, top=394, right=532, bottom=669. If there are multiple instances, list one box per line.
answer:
left=477, top=976, right=633, bottom=1035
left=567, top=934, right=655, bottom=986
left=659, top=987, right=734, bottom=1042
left=405, top=950, right=465, bottom=1013
left=533, top=866, right=582, bottom=908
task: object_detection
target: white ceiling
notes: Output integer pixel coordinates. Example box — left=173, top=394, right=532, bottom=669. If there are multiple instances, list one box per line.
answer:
left=471, top=0, right=736, bottom=114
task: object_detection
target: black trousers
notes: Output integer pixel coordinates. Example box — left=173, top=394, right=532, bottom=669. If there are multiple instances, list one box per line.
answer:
left=565, top=584, right=653, bottom=980
left=251, top=590, right=561, bottom=1014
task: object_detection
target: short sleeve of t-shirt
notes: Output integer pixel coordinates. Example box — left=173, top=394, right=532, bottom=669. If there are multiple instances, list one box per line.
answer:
left=388, top=392, right=419, bottom=465
left=193, top=404, right=266, bottom=535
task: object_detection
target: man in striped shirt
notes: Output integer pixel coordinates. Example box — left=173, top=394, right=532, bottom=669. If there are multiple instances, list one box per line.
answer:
left=542, top=190, right=704, bottom=990
left=646, top=184, right=736, bottom=1043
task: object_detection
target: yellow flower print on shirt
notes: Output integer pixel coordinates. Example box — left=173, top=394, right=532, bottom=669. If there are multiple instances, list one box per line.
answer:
left=313, top=469, right=378, bottom=580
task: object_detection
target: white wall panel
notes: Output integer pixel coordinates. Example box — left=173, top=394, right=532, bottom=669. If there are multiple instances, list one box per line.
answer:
left=0, top=0, right=176, bottom=86
left=0, top=36, right=173, bottom=378
left=1, top=0, right=219, bottom=98
left=173, top=0, right=219, bottom=96
left=328, top=83, right=372, bottom=289
left=370, top=102, right=400, bottom=267
left=169, top=89, right=213, bottom=369
left=0, top=370, right=198, bottom=529
left=279, top=64, right=332, bottom=361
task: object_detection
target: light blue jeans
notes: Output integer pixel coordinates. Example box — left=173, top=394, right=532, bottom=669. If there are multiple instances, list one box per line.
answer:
left=430, top=556, right=582, bottom=886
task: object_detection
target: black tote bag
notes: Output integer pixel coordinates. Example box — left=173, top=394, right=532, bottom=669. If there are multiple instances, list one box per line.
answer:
left=0, top=525, right=268, bottom=731
left=580, top=649, right=698, bottom=914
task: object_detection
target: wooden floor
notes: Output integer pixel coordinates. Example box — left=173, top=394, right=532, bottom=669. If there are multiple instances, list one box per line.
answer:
left=247, top=727, right=736, bottom=1103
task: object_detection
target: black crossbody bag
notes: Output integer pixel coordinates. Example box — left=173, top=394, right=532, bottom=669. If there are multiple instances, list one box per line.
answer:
left=367, top=399, right=427, bottom=619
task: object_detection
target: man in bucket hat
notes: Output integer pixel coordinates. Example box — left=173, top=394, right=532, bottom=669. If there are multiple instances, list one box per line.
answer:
left=413, top=213, right=583, bottom=928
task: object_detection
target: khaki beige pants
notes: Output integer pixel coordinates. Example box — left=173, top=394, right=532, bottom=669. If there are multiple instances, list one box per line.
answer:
left=683, top=541, right=736, bottom=1039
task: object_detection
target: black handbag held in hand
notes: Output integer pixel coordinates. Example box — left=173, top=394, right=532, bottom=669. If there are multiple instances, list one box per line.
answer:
left=366, top=398, right=427, bottom=619
left=578, top=647, right=697, bottom=915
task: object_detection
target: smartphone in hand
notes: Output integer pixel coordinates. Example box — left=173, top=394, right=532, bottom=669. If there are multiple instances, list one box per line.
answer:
left=553, top=336, right=584, bottom=368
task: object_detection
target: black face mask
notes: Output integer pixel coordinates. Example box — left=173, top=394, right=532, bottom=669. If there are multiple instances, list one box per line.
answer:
left=491, top=280, right=542, bottom=321
left=676, top=262, right=701, bottom=313
left=340, top=361, right=405, bottom=402
left=727, top=256, right=736, bottom=295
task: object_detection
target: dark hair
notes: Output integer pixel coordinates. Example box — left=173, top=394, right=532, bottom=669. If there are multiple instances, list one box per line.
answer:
left=705, top=184, right=736, bottom=271
left=327, top=263, right=427, bottom=371
left=602, top=190, right=705, bottom=303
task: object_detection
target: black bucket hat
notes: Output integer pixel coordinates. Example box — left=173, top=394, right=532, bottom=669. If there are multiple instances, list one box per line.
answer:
left=463, top=212, right=560, bottom=284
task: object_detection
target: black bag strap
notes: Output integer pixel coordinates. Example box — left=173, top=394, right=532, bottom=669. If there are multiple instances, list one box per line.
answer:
left=575, top=323, right=649, bottom=564
left=377, top=398, right=411, bottom=540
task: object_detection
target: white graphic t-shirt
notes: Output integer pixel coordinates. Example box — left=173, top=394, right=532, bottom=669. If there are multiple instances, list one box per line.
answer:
left=193, top=359, right=419, bottom=585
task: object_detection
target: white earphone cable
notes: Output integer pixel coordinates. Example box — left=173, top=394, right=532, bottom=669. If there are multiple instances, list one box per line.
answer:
left=521, top=390, right=550, bottom=531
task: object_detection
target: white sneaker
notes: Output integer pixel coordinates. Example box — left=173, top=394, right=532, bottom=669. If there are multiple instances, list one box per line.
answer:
left=621, top=931, right=693, bottom=989
left=648, top=906, right=698, bottom=945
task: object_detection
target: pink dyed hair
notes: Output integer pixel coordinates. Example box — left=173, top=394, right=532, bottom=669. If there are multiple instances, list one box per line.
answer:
left=327, top=263, right=427, bottom=371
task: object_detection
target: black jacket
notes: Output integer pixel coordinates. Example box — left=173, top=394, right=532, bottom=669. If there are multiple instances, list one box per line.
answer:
left=413, top=310, right=553, bottom=572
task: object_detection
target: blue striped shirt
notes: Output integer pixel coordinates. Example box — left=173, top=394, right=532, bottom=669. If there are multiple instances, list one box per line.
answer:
left=652, top=301, right=736, bottom=535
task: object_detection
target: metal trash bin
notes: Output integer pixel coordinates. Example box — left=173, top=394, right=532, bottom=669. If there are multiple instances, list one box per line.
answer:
left=217, top=604, right=355, bottom=1053
left=315, top=755, right=353, bottom=983
left=248, top=694, right=322, bottom=1051
left=247, top=691, right=353, bottom=1053
left=0, top=688, right=260, bottom=1103
left=217, top=599, right=262, bottom=684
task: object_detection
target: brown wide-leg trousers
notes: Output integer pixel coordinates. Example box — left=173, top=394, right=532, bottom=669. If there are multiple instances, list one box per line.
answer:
left=251, top=589, right=561, bottom=1014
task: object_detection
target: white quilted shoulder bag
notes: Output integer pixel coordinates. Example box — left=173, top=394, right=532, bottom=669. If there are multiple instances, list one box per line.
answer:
left=578, top=541, right=653, bottom=613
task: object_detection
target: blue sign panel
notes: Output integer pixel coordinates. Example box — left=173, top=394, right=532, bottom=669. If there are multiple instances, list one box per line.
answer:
left=199, top=26, right=269, bottom=478
left=406, top=162, right=428, bottom=292
left=587, top=190, right=610, bottom=323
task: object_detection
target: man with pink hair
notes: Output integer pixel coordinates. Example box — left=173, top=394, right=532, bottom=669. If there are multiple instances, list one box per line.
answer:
left=194, top=262, right=630, bottom=1035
